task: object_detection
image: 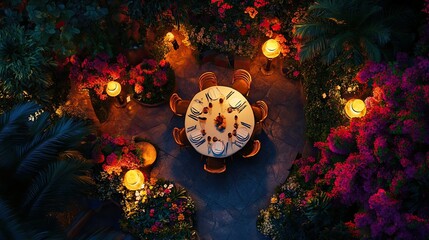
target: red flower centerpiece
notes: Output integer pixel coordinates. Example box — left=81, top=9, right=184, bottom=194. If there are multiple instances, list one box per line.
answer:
left=214, top=113, right=226, bottom=130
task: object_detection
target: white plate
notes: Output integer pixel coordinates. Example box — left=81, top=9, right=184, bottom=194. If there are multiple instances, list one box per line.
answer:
left=189, top=130, right=203, bottom=142
left=236, top=127, right=249, bottom=141
left=208, top=88, right=219, bottom=100
left=190, top=102, right=203, bottom=115
left=228, top=97, right=242, bottom=108
left=211, top=141, right=225, bottom=155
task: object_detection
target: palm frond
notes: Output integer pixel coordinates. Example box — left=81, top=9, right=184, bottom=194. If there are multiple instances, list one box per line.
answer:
left=295, top=22, right=332, bottom=39
left=22, top=156, right=93, bottom=217
left=0, top=102, right=41, bottom=143
left=0, top=198, right=27, bottom=240
left=361, top=38, right=382, bottom=62
left=15, top=117, right=89, bottom=177
left=299, top=37, right=328, bottom=61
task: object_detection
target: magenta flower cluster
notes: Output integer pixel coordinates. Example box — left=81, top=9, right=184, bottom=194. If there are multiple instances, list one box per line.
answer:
left=295, top=53, right=429, bottom=238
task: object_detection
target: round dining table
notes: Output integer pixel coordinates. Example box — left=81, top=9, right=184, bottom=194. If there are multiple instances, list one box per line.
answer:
left=184, top=86, right=255, bottom=158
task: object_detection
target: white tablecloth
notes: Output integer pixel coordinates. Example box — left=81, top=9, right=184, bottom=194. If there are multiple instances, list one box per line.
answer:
left=184, top=86, right=255, bottom=157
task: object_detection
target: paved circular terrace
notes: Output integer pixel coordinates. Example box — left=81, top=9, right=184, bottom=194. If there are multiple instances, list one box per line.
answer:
left=70, top=45, right=305, bottom=239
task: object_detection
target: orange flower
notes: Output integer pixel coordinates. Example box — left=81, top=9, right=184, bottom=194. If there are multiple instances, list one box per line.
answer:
left=244, top=7, right=258, bottom=18
left=178, top=213, right=185, bottom=221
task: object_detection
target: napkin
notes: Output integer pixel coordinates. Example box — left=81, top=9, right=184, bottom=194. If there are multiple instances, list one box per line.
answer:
left=228, top=97, right=242, bottom=108
left=236, top=127, right=249, bottom=142
left=190, top=103, right=203, bottom=115
left=208, top=88, right=219, bottom=100
left=190, top=130, right=203, bottom=143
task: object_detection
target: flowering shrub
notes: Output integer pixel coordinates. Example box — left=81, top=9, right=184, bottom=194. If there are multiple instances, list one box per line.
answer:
left=131, top=59, right=176, bottom=105
left=92, top=134, right=196, bottom=239
left=68, top=53, right=130, bottom=100
left=68, top=54, right=175, bottom=104
left=289, top=54, right=429, bottom=239
left=120, top=178, right=196, bottom=240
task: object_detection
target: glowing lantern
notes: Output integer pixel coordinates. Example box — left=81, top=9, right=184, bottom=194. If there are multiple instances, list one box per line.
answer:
left=344, top=99, right=367, bottom=119
left=261, top=39, right=281, bottom=75
left=123, top=169, right=145, bottom=191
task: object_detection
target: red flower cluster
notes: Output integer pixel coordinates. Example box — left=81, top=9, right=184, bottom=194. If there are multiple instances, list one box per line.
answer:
left=93, top=134, right=142, bottom=175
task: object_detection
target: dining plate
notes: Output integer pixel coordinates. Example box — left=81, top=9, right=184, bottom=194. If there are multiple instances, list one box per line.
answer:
left=190, top=102, right=203, bottom=115
left=189, top=130, right=203, bottom=142
left=208, top=88, right=219, bottom=100
left=236, top=127, right=249, bottom=142
left=228, top=97, right=242, bottom=108
left=211, top=141, right=225, bottom=155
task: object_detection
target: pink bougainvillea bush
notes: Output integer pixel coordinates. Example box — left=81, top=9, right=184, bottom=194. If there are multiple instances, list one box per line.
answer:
left=259, top=54, right=429, bottom=239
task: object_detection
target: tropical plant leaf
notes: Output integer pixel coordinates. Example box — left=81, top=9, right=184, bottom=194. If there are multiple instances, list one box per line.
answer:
left=0, top=198, right=27, bottom=240
left=15, top=117, right=89, bottom=177
left=22, top=156, right=93, bottom=217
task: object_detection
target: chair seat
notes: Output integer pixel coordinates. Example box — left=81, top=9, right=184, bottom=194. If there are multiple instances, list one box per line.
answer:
left=232, top=79, right=249, bottom=96
left=204, top=157, right=226, bottom=173
left=176, top=100, right=190, bottom=116
left=201, top=79, right=217, bottom=90
left=251, top=106, right=263, bottom=122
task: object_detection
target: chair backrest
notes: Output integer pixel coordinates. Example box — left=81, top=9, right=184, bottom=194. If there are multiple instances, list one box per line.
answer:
left=172, top=127, right=189, bottom=146
left=204, top=157, right=226, bottom=173
left=232, top=69, right=252, bottom=85
left=199, top=72, right=218, bottom=91
left=232, top=69, right=252, bottom=96
left=253, top=100, right=268, bottom=123
left=169, top=93, right=189, bottom=116
left=242, top=140, right=261, bottom=158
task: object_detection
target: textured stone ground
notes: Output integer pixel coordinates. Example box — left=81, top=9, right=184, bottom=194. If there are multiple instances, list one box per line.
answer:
left=70, top=43, right=305, bottom=239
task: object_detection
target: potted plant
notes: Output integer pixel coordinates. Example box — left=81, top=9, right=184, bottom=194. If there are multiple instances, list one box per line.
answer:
left=131, top=59, right=176, bottom=106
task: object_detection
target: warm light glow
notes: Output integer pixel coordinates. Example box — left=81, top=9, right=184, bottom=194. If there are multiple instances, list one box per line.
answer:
left=262, top=39, right=281, bottom=59
left=123, top=169, right=145, bottom=190
left=106, top=81, right=121, bottom=97
left=345, top=99, right=367, bottom=119
left=165, top=32, right=175, bottom=42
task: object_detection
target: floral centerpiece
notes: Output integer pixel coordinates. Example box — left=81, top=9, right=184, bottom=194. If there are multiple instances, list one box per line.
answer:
left=214, top=113, right=226, bottom=130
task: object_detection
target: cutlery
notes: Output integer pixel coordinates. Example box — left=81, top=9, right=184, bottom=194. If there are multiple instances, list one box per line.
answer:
left=188, top=114, right=198, bottom=121
left=225, top=142, right=229, bottom=154
left=235, top=100, right=242, bottom=108
left=186, top=125, right=197, bottom=132
left=233, top=141, right=243, bottom=148
left=194, top=99, right=203, bottom=104
left=240, top=121, right=251, bottom=128
left=196, top=139, right=206, bottom=147
left=205, top=93, right=210, bottom=102
left=226, top=91, right=234, bottom=99
left=238, top=104, right=247, bottom=113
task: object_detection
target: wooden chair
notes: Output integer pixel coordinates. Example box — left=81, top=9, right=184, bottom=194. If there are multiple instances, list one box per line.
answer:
left=169, top=93, right=190, bottom=116
left=204, top=157, right=226, bottom=173
left=199, top=72, right=218, bottom=91
left=251, top=100, right=268, bottom=123
left=232, top=69, right=252, bottom=96
left=241, top=140, right=261, bottom=158
left=172, top=127, right=190, bottom=147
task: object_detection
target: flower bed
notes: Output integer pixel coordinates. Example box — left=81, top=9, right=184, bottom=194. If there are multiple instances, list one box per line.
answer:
left=69, top=54, right=175, bottom=106
left=92, top=134, right=196, bottom=239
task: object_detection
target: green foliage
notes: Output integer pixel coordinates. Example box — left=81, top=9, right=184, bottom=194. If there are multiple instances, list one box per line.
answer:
left=25, top=0, right=109, bottom=56
left=0, top=102, right=94, bottom=238
left=301, top=55, right=362, bottom=142
left=295, top=0, right=417, bottom=65
left=0, top=24, right=55, bottom=111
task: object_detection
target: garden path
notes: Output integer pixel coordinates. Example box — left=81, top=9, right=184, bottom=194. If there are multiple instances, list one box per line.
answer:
left=71, top=44, right=305, bottom=239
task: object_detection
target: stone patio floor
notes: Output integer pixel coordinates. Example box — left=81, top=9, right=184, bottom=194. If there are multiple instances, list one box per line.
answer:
left=70, top=44, right=305, bottom=239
